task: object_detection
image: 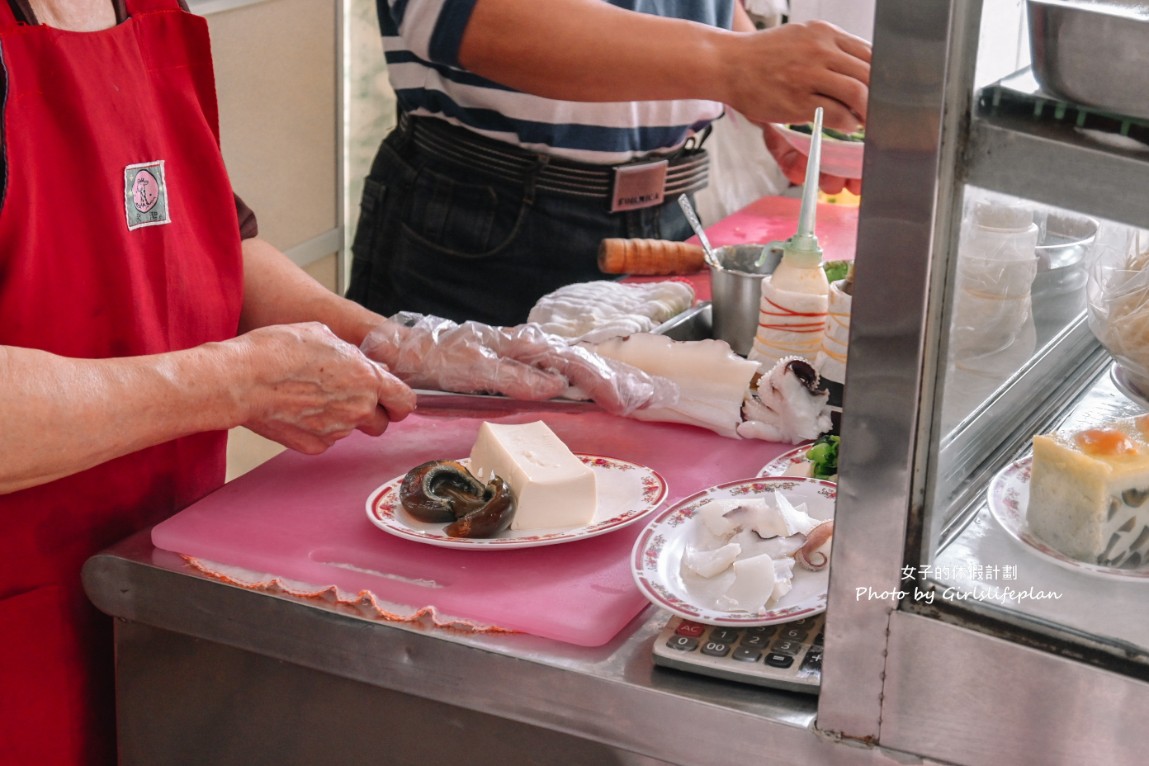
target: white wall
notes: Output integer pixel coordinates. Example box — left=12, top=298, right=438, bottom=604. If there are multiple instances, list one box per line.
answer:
left=787, top=0, right=875, bottom=39
left=204, top=0, right=341, bottom=268
left=789, top=0, right=1031, bottom=87
left=975, top=0, right=1031, bottom=87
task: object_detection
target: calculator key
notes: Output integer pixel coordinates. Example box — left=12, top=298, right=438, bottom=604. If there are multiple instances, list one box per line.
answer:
left=710, top=627, right=741, bottom=643
left=675, top=621, right=707, bottom=638
left=765, top=652, right=795, bottom=669
left=732, top=646, right=761, bottom=663
left=740, top=633, right=770, bottom=648
left=801, top=648, right=824, bottom=672
left=814, top=632, right=825, bottom=646
left=779, top=627, right=810, bottom=641
left=744, top=625, right=775, bottom=637
left=701, top=640, right=733, bottom=658
left=666, top=635, right=700, bottom=652
left=771, top=639, right=802, bottom=656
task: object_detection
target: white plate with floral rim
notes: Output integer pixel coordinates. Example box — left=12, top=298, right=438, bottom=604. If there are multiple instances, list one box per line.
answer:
left=987, top=456, right=1149, bottom=581
left=630, top=477, right=837, bottom=627
left=758, top=444, right=840, bottom=483
left=366, top=454, right=667, bottom=550
left=758, top=444, right=814, bottom=479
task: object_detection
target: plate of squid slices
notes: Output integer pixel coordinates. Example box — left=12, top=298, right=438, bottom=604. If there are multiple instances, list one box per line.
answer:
left=631, top=477, right=836, bottom=627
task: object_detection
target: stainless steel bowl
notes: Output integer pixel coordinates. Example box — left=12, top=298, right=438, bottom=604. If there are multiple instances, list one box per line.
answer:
left=708, top=244, right=781, bottom=356
left=1028, top=0, right=1149, bottom=120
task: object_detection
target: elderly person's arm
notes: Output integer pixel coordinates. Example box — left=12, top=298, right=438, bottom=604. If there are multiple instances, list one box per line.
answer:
left=238, top=237, right=676, bottom=416
left=0, top=321, right=399, bottom=494
left=0, top=238, right=410, bottom=495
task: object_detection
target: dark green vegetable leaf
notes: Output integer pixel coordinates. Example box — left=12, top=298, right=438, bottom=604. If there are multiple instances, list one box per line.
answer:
left=823, top=260, right=850, bottom=283
left=804, top=434, right=840, bottom=480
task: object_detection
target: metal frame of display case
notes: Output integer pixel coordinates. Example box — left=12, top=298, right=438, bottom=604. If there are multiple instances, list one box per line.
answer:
left=820, top=1, right=1149, bottom=763
left=817, top=0, right=963, bottom=740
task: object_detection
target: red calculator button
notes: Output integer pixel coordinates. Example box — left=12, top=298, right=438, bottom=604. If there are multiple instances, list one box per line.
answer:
left=675, top=620, right=707, bottom=638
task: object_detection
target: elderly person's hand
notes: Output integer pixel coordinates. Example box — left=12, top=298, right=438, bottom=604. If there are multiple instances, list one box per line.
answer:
left=360, top=313, right=678, bottom=416
left=233, top=322, right=416, bottom=454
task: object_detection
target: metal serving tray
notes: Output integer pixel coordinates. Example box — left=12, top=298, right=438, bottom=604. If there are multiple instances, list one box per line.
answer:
left=1028, top=0, right=1149, bottom=120
left=652, top=301, right=713, bottom=342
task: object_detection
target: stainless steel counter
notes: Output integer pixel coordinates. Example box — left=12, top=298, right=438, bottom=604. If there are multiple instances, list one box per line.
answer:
left=84, top=532, right=930, bottom=766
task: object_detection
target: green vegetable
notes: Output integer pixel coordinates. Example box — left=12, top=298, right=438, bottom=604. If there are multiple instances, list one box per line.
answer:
left=823, top=260, right=850, bottom=283
left=804, top=434, right=840, bottom=480
left=822, top=126, right=865, bottom=142
left=787, top=123, right=865, bottom=142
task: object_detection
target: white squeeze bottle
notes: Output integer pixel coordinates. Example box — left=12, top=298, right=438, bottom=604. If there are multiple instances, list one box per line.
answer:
left=748, top=108, right=831, bottom=367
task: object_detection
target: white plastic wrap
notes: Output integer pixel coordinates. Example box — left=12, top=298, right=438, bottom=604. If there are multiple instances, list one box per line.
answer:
left=816, top=279, right=852, bottom=384
left=526, top=280, right=695, bottom=344
left=949, top=202, right=1040, bottom=360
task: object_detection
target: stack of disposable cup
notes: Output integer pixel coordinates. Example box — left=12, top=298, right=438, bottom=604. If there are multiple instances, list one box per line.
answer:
left=950, top=201, right=1039, bottom=360
left=815, top=266, right=853, bottom=433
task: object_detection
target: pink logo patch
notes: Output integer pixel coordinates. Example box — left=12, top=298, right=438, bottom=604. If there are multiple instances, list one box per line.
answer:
left=132, top=170, right=160, bottom=214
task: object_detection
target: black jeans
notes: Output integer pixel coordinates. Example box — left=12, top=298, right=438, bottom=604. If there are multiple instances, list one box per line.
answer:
left=346, top=122, right=696, bottom=327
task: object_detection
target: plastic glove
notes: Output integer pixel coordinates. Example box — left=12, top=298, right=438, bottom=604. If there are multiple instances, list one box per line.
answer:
left=360, top=313, right=678, bottom=417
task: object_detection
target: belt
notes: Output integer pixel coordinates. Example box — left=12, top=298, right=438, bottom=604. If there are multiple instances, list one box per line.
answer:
left=397, top=112, right=710, bottom=212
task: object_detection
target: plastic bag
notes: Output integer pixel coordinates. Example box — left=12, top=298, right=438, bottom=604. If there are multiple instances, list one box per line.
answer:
left=1088, top=229, right=1149, bottom=390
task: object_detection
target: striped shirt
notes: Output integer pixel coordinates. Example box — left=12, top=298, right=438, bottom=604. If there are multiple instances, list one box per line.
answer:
left=377, top=0, right=734, bottom=164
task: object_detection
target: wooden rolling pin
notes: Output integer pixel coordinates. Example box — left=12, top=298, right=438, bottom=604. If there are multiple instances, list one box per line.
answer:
left=598, top=238, right=707, bottom=276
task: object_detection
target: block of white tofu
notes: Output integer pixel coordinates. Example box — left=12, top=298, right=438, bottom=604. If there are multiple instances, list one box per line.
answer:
left=1027, top=416, right=1149, bottom=566
left=469, top=421, right=597, bottom=531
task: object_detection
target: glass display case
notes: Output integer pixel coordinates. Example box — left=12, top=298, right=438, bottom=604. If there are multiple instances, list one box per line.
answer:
left=822, top=1, right=1149, bottom=762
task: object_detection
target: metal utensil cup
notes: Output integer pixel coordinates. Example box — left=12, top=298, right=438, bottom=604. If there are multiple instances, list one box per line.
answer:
left=709, top=244, right=782, bottom=356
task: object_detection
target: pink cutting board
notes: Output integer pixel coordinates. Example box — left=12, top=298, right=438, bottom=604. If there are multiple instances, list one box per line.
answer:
left=151, top=411, right=789, bottom=646
left=625, top=195, right=859, bottom=301
left=700, top=195, right=859, bottom=258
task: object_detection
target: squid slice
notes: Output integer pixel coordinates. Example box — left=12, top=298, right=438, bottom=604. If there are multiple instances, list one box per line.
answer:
left=682, top=542, right=743, bottom=579
left=795, top=520, right=834, bottom=571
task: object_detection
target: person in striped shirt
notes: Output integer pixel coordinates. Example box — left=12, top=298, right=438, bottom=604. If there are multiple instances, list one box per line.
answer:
left=346, top=0, right=870, bottom=326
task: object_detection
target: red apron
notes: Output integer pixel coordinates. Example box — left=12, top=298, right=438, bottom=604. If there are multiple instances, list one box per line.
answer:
left=0, top=1, right=242, bottom=763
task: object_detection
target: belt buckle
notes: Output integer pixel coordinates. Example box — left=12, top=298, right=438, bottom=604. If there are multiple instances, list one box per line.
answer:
left=610, top=159, right=669, bottom=213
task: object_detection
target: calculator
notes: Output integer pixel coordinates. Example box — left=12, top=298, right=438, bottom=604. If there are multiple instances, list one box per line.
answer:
left=652, top=613, right=825, bottom=694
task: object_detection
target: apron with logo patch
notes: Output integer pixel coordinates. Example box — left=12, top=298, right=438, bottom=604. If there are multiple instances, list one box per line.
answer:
left=0, top=1, right=242, bottom=762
